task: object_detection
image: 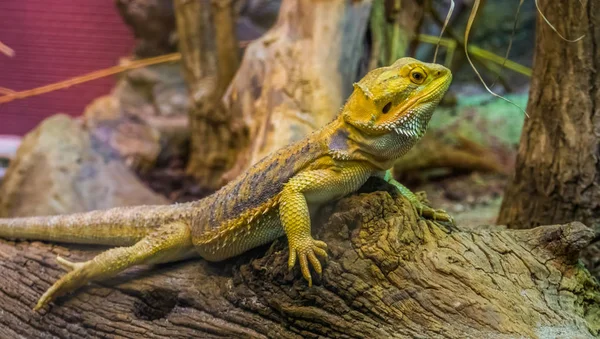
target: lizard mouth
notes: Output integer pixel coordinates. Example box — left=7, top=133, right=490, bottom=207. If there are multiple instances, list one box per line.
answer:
left=343, top=70, right=452, bottom=136
left=379, top=74, right=452, bottom=135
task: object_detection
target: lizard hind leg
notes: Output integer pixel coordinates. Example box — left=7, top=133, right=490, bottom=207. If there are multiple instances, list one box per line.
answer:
left=34, top=221, right=195, bottom=311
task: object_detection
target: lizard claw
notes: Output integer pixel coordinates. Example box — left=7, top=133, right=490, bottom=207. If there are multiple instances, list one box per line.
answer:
left=288, top=237, right=328, bottom=286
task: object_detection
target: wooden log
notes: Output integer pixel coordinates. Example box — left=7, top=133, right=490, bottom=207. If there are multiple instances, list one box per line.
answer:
left=0, top=179, right=598, bottom=338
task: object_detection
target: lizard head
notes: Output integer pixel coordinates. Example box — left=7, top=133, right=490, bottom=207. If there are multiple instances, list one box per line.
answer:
left=342, top=57, right=452, bottom=137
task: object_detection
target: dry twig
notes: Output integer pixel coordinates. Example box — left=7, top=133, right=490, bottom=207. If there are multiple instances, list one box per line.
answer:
left=0, top=53, right=181, bottom=105
left=0, top=41, right=14, bottom=57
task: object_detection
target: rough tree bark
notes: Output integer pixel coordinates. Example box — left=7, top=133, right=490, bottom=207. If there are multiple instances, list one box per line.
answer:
left=221, top=0, right=372, bottom=182
left=174, top=0, right=241, bottom=190
left=497, top=1, right=600, bottom=273
left=0, top=179, right=598, bottom=338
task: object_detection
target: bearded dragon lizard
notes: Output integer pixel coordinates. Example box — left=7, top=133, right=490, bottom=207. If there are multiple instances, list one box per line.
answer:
left=0, top=58, right=453, bottom=311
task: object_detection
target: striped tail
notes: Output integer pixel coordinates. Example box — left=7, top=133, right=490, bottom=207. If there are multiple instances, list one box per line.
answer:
left=0, top=204, right=193, bottom=246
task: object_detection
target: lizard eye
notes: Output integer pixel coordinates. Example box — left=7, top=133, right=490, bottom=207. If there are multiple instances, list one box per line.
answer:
left=410, top=68, right=427, bottom=84
left=382, top=102, right=392, bottom=114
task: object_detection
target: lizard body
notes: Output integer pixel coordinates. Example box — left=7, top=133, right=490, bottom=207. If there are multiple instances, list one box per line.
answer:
left=0, top=58, right=453, bottom=311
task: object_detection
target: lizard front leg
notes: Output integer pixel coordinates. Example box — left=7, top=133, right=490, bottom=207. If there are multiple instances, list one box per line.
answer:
left=35, top=221, right=196, bottom=311
left=382, top=170, right=454, bottom=224
left=280, top=166, right=370, bottom=286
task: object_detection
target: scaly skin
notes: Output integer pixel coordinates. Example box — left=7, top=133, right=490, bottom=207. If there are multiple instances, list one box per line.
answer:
left=0, top=58, right=453, bottom=311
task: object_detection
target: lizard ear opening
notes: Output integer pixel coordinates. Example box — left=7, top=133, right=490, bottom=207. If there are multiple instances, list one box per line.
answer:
left=342, top=81, right=387, bottom=133
left=345, top=82, right=377, bottom=115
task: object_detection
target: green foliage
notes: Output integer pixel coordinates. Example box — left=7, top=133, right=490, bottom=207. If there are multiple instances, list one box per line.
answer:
left=429, top=93, right=527, bottom=147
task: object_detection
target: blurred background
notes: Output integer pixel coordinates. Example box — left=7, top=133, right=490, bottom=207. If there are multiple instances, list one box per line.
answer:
left=0, top=0, right=533, bottom=134
left=0, top=1, right=134, bottom=135
left=0, top=0, right=535, bottom=226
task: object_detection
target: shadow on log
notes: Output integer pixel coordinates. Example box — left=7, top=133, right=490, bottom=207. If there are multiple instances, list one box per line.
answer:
left=0, top=179, right=598, bottom=338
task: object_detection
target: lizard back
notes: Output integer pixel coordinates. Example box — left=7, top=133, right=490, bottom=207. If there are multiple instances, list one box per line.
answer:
left=189, top=128, right=330, bottom=248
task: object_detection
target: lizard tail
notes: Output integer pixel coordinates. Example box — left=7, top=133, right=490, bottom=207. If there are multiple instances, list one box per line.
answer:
left=0, top=204, right=193, bottom=246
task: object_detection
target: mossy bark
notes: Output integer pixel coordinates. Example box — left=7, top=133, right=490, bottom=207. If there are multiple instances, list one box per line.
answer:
left=0, top=179, right=598, bottom=338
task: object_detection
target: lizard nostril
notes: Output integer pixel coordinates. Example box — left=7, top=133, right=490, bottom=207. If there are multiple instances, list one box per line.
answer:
left=382, top=102, right=392, bottom=114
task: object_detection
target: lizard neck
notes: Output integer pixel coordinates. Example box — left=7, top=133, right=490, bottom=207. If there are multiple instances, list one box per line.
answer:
left=325, top=112, right=430, bottom=170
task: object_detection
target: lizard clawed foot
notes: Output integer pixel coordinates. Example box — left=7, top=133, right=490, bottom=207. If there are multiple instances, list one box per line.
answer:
left=34, top=259, right=93, bottom=311
left=413, top=201, right=455, bottom=225
left=287, top=237, right=328, bottom=286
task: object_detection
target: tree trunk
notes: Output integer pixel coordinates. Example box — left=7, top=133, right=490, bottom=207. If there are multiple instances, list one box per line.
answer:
left=497, top=1, right=600, bottom=273
left=220, top=0, right=373, bottom=182
left=0, top=179, right=598, bottom=338
left=174, top=0, right=241, bottom=190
